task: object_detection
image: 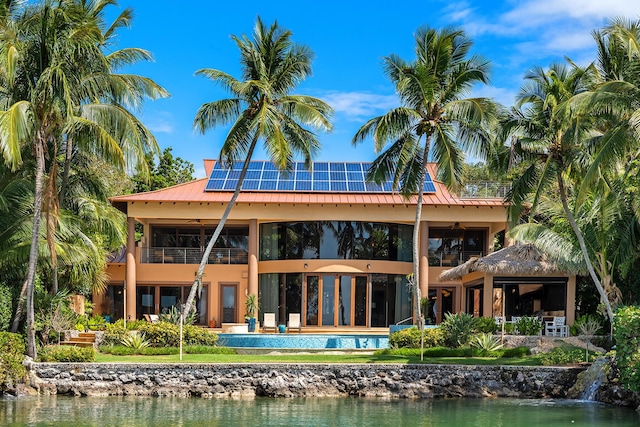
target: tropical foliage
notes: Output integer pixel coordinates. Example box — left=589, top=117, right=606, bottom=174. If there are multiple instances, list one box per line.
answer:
left=353, top=26, right=497, bottom=325
left=0, top=0, right=167, bottom=357
left=183, top=16, right=332, bottom=316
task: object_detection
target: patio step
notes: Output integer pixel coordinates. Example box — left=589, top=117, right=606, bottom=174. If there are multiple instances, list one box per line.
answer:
left=60, top=332, right=96, bottom=348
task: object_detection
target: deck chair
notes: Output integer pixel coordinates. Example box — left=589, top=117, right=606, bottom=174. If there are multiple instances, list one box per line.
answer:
left=288, top=313, right=302, bottom=333
left=262, top=313, right=277, bottom=333
left=143, top=314, right=159, bottom=323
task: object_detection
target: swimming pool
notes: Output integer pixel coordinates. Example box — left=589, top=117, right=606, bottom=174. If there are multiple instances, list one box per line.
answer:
left=217, top=333, right=389, bottom=349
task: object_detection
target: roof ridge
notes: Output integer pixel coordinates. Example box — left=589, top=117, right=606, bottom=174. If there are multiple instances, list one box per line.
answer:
left=110, top=177, right=207, bottom=200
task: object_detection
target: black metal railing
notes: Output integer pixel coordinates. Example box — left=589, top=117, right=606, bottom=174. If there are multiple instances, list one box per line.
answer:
left=428, top=251, right=483, bottom=267
left=140, top=247, right=249, bottom=265
left=458, top=182, right=510, bottom=199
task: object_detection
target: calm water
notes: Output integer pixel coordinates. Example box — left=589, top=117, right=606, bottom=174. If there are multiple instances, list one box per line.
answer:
left=1, top=396, right=638, bottom=426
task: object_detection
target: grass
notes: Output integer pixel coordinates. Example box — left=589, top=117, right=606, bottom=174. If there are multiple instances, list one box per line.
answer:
left=94, top=351, right=542, bottom=365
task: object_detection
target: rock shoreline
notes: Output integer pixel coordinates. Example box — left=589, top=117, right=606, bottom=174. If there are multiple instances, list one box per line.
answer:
left=26, top=362, right=585, bottom=400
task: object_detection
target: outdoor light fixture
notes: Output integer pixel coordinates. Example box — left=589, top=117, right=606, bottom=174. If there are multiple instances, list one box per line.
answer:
left=304, top=263, right=308, bottom=269
left=367, top=264, right=371, bottom=269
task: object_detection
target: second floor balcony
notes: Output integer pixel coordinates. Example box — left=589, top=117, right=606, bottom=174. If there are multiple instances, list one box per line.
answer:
left=141, top=247, right=249, bottom=265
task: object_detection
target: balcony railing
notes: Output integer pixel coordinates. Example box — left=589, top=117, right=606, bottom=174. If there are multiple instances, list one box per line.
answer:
left=141, top=247, right=249, bottom=265
left=458, top=182, right=510, bottom=199
left=428, top=251, right=483, bottom=267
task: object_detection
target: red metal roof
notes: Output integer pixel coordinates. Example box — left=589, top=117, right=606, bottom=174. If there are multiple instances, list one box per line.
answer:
left=110, top=164, right=507, bottom=209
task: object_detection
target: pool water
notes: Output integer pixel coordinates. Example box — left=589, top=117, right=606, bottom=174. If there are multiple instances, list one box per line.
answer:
left=216, top=333, right=389, bottom=349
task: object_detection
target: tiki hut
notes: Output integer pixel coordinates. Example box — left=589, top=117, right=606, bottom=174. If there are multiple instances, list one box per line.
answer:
left=438, top=243, right=577, bottom=324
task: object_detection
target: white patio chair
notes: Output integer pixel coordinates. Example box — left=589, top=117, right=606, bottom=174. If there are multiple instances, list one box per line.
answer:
left=545, top=316, right=568, bottom=337
left=288, top=313, right=301, bottom=333
left=262, top=313, right=277, bottom=333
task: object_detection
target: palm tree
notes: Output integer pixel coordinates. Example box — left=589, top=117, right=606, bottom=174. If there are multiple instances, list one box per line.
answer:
left=0, top=1, right=167, bottom=357
left=183, top=17, right=333, bottom=317
left=502, top=61, right=617, bottom=323
left=352, top=26, right=496, bottom=326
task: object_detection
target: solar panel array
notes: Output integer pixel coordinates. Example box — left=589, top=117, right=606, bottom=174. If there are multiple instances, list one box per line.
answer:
left=205, top=161, right=437, bottom=193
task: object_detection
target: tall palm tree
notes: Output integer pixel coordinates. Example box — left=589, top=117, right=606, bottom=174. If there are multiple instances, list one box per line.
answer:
left=352, top=26, right=496, bottom=326
left=183, top=17, right=333, bottom=317
left=0, top=0, right=167, bottom=357
left=502, top=62, right=617, bottom=323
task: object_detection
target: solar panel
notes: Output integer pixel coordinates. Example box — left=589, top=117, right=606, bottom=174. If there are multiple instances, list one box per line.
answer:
left=205, top=160, right=438, bottom=194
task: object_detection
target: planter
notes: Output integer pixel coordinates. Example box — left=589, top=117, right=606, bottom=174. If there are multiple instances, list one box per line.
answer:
left=248, top=317, right=257, bottom=332
left=278, top=324, right=286, bottom=334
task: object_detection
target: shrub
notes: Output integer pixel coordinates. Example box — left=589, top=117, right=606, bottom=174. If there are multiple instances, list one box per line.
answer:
left=99, top=345, right=137, bottom=355
left=158, top=306, right=197, bottom=325
left=537, top=346, right=597, bottom=366
left=38, top=345, right=95, bottom=362
left=110, top=318, right=147, bottom=331
left=501, top=346, right=531, bottom=358
left=374, top=348, right=423, bottom=357
left=475, top=317, right=498, bottom=334
left=0, top=332, right=27, bottom=393
left=469, top=332, right=503, bottom=356
left=101, top=323, right=129, bottom=346
left=573, top=314, right=603, bottom=336
left=120, top=332, right=150, bottom=350
left=613, top=305, right=640, bottom=392
left=389, top=327, right=445, bottom=349
left=515, top=316, right=543, bottom=336
left=138, top=321, right=218, bottom=347
left=87, top=314, right=107, bottom=331
left=0, top=283, right=13, bottom=332
left=440, top=312, right=477, bottom=347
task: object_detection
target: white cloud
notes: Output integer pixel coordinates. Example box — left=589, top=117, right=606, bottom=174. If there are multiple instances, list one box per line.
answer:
left=322, top=91, right=399, bottom=121
left=145, top=112, right=174, bottom=134
left=471, top=85, right=517, bottom=109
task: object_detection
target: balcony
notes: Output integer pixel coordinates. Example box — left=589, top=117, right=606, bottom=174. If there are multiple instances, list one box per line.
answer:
left=458, top=182, right=510, bottom=199
left=140, top=247, right=248, bottom=265
left=428, top=251, right=482, bottom=267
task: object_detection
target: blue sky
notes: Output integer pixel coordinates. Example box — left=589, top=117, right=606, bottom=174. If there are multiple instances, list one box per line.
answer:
left=111, top=0, right=640, bottom=177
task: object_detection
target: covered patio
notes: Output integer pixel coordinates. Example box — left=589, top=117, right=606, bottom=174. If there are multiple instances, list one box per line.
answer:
left=438, top=244, right=578, bottom=325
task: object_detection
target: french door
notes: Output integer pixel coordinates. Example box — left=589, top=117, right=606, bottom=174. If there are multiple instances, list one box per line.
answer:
left=305, top=275, right=367, bottom=327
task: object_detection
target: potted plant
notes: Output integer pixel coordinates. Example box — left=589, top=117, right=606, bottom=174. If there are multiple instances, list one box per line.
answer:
left=245, top=293, right=258, bottom=332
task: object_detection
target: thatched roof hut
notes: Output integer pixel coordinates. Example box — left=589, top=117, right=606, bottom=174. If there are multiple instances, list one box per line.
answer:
left=438, top=243, right=572, bottom=281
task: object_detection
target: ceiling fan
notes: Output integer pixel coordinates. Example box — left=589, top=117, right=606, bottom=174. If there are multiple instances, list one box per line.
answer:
left=449, top=222, right=467, bottom=230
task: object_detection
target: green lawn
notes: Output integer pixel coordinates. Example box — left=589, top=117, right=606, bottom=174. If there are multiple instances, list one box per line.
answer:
left=94, top=352, right=542, bottom=365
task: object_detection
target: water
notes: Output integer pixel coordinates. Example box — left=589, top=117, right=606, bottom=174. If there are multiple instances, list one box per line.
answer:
left=217, top=333, right=389, bottom=349
left=1, top=396, right=638, bottom=426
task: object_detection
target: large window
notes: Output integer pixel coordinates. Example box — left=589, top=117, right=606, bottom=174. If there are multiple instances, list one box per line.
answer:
left=259, top=221, right=413, bottom=261
left=259, top=273, right=302, bottom=325
left=428, top=228, right=485, bottom=266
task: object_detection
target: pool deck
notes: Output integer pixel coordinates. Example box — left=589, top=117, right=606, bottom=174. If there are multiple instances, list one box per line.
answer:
left=208, top=326, right=392, bottom=335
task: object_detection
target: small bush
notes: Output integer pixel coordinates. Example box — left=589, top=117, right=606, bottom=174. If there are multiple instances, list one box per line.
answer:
left=515, top=316, right=543, bottom=336
left=441, top=313, right=477, bottom=347
left=120, top=332, right=150, bottom=350
left=470, top=332, right=504, bottom=356
left=0, top=332, right=27, bottom=393
left=109, top=319, right=147, bottom=331
left=139, top=347, right=179, bottom=355
left=573, top=314, right=603, bottom=336
left=389, top=327, right=445, bottom=349
left=137, top=321, right=218, bottom=347
left=374, top=348, right=423, bottom=357
left=101, top=323, right=129, bottom=346
left=475, top=317, right=498, bottom=334
left=38, top=345, right=95, bottom=362
left=86, top=314, right=107, bottom=331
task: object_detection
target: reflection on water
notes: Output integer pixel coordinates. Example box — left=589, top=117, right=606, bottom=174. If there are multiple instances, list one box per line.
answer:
left=1, top=396, right=639, bottom=426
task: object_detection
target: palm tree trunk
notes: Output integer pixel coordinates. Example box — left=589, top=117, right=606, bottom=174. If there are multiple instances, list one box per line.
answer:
left=557, top=175, right=615, bottom=324
left=182, top=134, right=259, bottom=319
left=25, top=135, right=47, bottom=358
left=411, top=138, right=431, bottom=328
left=10, top=278, right=28, bottom=333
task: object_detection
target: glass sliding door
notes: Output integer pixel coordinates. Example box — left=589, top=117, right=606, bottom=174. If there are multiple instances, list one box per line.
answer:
left=306, top=276, right=319, bottom=326
left=321, top=275, right=335, bottom=326
left=338, top=275, right=352, bottom=326
left=354, top=277, right=368, bottom=326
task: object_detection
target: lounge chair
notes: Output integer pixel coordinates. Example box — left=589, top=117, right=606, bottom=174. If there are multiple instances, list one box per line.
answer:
left=288, top=313, right=301, bottom=333
left=143, top=314, right=159, bottom=323
left=262, top=312, right=277, bottom=333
